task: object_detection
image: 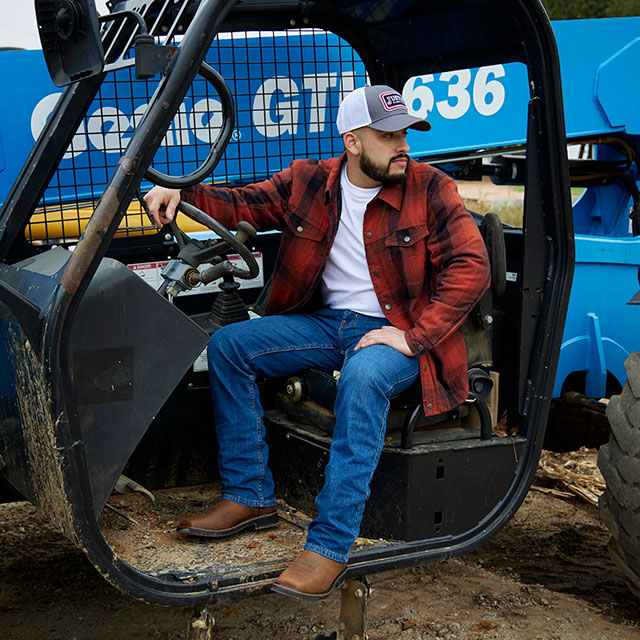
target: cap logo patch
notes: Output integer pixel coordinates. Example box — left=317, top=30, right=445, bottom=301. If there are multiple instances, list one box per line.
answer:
left=379, top=91, right=406, bottom=112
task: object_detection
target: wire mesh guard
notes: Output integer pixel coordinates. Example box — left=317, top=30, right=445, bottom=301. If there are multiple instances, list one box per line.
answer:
left=28, top=28, right=366, bottom=245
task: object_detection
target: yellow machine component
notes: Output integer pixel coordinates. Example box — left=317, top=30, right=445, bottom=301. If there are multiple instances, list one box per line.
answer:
left=26, top=201, right=210, bottom=243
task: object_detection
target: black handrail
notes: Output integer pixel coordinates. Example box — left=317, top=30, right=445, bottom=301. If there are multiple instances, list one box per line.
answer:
left=145, top=63, right=236, bottom=189
left=400, top=392, right=492, bottom=450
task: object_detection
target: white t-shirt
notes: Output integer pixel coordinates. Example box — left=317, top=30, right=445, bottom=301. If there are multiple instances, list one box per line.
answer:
left=320, top=165, right=385, bottom=317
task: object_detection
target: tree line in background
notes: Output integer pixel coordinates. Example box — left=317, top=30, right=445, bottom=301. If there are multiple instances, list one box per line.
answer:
left=542, top=0, right=640, bottom=18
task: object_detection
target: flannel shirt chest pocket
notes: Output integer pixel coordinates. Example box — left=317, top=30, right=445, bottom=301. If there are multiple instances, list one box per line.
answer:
left=284, top=211, right=328, bottom=242
left=385, top=224, right=430, bottom=248
left=384, top=224, right=431, bottom=289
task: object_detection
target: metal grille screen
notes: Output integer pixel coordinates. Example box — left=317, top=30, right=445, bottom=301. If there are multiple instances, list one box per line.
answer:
left=29, top=29, right=366, bottom=244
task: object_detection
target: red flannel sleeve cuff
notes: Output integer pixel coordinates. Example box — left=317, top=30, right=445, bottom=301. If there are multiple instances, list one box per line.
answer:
left=405, top=329, right=429, bottom=357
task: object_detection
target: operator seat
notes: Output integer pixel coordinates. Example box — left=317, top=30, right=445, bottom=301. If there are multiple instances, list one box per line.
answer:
left=276, top=212, right=507, bottom=448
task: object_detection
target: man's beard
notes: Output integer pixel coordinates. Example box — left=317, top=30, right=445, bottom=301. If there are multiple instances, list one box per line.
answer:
left=359, top=149, right=409, bottom=185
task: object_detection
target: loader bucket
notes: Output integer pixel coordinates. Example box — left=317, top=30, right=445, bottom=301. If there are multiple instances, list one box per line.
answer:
left=0, top=245, right=207, bottom=533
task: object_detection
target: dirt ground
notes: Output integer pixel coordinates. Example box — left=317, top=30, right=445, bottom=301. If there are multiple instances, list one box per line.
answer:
left=1, top=448, right=639, bottom=640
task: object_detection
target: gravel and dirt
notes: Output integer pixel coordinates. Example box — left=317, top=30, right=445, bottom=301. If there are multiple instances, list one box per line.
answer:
left=1, top=448, right=639, bottom=640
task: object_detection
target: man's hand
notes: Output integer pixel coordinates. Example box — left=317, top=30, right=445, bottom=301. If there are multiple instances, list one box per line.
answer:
left=354, top=325, right=413, bottom=357
left=144, top=186, right=182, bottom=227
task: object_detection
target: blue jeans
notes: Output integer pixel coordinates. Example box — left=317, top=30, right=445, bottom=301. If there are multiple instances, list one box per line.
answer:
left=207, top=308, right=419, bottom=563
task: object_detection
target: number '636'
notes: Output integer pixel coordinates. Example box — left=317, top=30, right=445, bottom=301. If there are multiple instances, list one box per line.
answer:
left=402, top=65, right=506, bottom=120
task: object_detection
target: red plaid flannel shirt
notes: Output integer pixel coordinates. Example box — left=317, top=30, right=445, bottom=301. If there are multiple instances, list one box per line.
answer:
left=183, top=155, right=490, bottom=416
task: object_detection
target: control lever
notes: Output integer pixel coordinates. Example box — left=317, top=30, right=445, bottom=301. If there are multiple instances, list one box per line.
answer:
left=235, top=220, right=257, bottom=244
left=200, top=221, right=257, bottom=284
left=159, top=220, right=258, bottom=297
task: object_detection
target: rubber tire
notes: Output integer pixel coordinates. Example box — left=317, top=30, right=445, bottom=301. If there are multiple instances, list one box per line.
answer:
left=598, top=351, right=640, bottom=598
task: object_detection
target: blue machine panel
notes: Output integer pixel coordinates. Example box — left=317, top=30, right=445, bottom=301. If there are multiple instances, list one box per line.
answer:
left=3, top=18, right=640, bottom=205
left=1, top=18, right=639, bottom=400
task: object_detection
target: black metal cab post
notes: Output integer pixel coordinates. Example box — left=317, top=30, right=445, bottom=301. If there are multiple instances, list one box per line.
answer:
left=0, top=0, right=572, bottom=606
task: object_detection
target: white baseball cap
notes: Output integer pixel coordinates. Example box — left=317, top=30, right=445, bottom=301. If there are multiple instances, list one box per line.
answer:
left=336, top=85, right=431, bottom=135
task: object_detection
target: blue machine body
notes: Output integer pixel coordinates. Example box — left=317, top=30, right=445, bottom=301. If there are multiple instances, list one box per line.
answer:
left=551, top=19, right=640, bottom=397
left=0, top=17, right=638, bottom=399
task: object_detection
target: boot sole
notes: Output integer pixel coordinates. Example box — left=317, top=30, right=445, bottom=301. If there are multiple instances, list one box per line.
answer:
left=270, top=566, right=347, bottom=601
left=176, top=512, right=278, bottom=538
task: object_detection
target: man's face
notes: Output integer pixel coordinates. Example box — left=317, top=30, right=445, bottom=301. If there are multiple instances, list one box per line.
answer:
left=357, top=128, right=411, bottom=185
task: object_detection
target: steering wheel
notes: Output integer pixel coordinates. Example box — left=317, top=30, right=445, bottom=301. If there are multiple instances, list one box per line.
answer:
left=170, top=199, right=259, bottom=282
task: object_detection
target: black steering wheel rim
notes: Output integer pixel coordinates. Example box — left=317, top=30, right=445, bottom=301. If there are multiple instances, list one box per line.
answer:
left=176, top=199, right=259, bottom=280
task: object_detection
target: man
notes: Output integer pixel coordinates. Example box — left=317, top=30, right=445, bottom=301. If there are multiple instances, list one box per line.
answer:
left=145, top=85, right=490, bottom=601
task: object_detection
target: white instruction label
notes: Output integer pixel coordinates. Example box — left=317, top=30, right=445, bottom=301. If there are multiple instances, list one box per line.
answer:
left=128, top=253, right=264, bottom=295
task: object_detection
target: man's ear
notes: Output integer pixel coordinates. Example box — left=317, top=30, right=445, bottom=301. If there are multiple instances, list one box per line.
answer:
left=343, top=131, right=361, bottom=156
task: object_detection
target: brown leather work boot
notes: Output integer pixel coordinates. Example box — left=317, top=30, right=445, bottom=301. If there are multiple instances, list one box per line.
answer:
left=271, top=549, right=347, bottom=601
left=177, top=499, right=278, bottom=538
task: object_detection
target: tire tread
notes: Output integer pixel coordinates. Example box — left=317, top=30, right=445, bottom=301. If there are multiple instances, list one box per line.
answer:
left=597, top=352, right=640, bottom=599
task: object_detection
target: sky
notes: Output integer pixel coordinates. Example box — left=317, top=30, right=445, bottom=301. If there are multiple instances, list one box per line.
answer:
left=1, top=1, right=110, bottom=50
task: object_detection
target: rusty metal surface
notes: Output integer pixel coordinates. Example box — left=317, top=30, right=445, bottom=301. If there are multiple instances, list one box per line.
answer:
left=59, top=186, right=120, bottom=295
left=187, top=607, right=216, bottom=640
left=339, top=577, right=371, bottom=640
